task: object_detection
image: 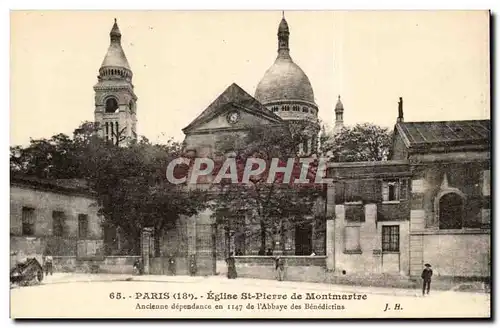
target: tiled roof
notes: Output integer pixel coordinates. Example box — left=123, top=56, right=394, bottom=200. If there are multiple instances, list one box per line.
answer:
left=396, top=120, right=490, bottom=149
left=10, top=175, right=93, bottom=196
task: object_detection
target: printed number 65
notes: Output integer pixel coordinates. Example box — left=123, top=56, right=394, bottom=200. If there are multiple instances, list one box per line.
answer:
left=109, top=292, right=122, bottom=299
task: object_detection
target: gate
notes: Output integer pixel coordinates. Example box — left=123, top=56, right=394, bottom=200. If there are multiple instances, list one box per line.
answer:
left=195, top=223, right=216, bottom=275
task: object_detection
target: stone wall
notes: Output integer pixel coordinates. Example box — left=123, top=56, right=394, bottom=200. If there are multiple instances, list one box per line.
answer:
left=333, top=204, right=410, bottom=276
left=231, top=256, right=327, bottom=281
left=50, top=255, right=141, bottom=273
left=10, top=184, right=103, bottom=258
left=408, top=161, right=491, bottom=278
left=421, top=232, right=490, bottom=277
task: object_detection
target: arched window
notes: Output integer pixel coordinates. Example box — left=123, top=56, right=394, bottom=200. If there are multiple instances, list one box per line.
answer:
left=105, top=97, right=119, bottom=113
left=438, top=192, right=464, bottom=230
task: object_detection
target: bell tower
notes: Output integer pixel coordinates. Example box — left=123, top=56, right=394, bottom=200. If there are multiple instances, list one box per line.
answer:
left=94, top=19, right=137, bottom=145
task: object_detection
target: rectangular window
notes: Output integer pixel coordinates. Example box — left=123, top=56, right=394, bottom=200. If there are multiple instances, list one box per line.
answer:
left=22, top=207, right=35, bottom=236
left=78, top=214, right=89, bottom=239
left=382, top=225, right=400, bottom=252
left=382, top=179, right=407, bottom=202
left=52, top=211, right=66, bottom=237
left=344, top=226, right=361, bottom=253
left=483, top=170, right=490, bottom=196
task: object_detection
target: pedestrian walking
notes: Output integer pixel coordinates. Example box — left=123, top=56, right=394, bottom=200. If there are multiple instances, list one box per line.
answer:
left=275, top=256, right=285, bottom=281
left=226, top=252, right=237, bottom=279
left=421, top=263, right=433, bottom=296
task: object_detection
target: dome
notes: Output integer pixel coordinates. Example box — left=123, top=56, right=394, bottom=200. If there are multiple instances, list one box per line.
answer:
left=255, top=57, right=315, bottom=104
left=335, top=95, right=344, bottom=111
left=254, top=16, right=316, bottom=105
left=100, top=19, right=131, bottom=71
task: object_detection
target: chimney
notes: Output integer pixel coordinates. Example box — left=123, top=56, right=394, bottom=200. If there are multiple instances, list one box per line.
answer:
left=397, top=97, right=404, bottom=123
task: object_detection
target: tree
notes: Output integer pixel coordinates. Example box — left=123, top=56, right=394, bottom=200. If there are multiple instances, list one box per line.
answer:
left=85, top=138, right=207, bottom=254
left=206, top=122, right=325, bottom=254
left=321, top=123, right=393, bottom=162
left=10, top=122, right=207, bottom=255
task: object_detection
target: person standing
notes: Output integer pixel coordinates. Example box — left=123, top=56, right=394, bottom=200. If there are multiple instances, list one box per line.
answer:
left=275, top=256, right=285, bottom=281
left=44, top=252, right=53, bottom=276
left=421, top=263, right=433, bottom=296
left=226, top=252, right=237, bottom=279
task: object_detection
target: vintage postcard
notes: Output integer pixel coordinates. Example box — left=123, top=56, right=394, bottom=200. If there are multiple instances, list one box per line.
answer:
left=9, top=10, right=491, bottom=319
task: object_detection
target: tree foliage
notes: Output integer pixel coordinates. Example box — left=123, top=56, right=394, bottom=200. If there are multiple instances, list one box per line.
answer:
left=321, top=123, right=393, bottom=162
left=10, top=122, right=208, bottom=255
left=206, top=122, right=325, bottom=253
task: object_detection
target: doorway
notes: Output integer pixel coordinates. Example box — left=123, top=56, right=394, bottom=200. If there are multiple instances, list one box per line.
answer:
left=295, top=223, right=312, bottom=255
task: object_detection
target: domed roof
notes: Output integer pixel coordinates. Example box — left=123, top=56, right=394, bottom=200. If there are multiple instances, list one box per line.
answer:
left=254, top=16, right=315, bottom=105
left=335, top=95, right=344, bottom=111
left=255, top=56, right=315, bottom=104
left=100, top=19, right=131, bottom=70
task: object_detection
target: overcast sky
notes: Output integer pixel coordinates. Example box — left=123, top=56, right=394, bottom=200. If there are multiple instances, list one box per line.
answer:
left=10, top=10, right=490, bottom=146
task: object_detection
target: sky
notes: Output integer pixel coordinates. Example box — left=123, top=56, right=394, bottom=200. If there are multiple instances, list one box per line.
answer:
left=10, top=10, right=490, bottom=146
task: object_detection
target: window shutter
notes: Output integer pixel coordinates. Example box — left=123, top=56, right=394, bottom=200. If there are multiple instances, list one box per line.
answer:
left=382, top=182, right=389, bottom=201
left=400, top=179, right=408, bottom=200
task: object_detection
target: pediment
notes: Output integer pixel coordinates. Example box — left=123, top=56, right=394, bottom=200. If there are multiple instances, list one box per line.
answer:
left=189, top=103, right=282, bottom=133
left=183, top=83, right=282, bottom=135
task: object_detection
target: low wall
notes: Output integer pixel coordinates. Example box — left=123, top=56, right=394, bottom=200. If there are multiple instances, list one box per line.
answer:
left=51, top=255, right=141, bottom=274
left=422, top=233, right=490, bottom=277
left=150, top=257, right=189, bottom=276
left=230, top=256, right=327, bottom=281
left=53, top=256, right=78, bottom=272
left=99, top=256, right=141, bottom=274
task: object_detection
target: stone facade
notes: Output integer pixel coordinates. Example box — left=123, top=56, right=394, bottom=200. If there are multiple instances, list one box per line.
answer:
left=392, top=120, right=491, bottom=278
left=94, top=19, right=138, bottom=145
left=10, top=176, right=104, bottom=269
left=325, top=161, right=412, bottom=276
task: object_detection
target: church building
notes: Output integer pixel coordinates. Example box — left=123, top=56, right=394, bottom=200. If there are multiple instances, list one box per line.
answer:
left=88, top=17, right=489, bottom=284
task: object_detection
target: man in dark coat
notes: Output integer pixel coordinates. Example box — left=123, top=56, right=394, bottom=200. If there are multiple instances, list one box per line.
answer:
left=225, top=252, right=237, bottom=279
left=421, top=263, right=433, bottom=296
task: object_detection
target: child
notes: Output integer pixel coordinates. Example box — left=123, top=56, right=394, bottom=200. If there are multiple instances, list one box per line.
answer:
left=44, top=251, right=53, bottom=276
left=421, top=263, right=433, bottom=296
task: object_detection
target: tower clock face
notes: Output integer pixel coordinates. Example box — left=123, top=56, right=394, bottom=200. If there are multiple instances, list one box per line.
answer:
left=227, top=111, right=240, bottom=124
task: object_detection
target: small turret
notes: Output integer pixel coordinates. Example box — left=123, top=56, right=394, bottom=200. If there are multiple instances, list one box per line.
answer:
left=334, top=95, right=344, bottom=134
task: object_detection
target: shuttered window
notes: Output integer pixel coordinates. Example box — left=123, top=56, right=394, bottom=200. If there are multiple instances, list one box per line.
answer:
left=22, top=207, right=35, bottom=236
left=382, top=179, right=408, bottom=202
left=52, top=211, right=66, bottom=237
left=78, top=214, right=89, bottom=239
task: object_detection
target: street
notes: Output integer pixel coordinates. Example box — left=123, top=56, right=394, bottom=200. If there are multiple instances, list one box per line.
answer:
left=10, top=273, right=490, bottom=319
